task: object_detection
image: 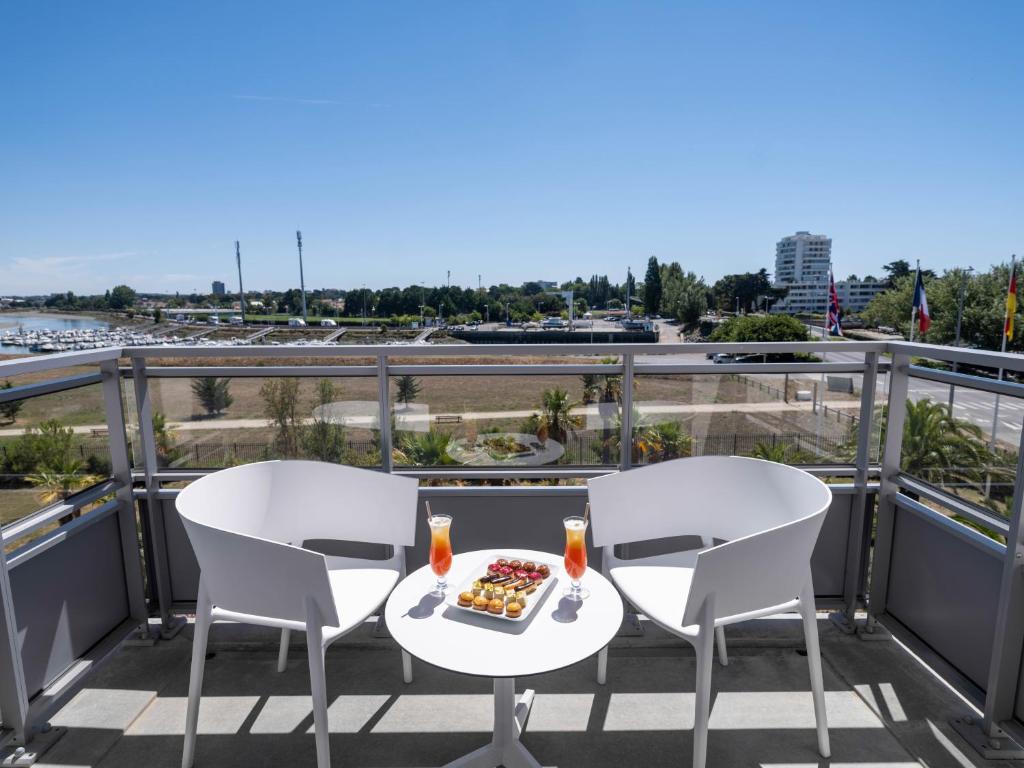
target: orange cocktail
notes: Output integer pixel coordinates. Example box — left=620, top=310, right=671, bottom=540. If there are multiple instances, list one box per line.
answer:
left=428, top=513, right=453, bottom=595
left=563, top=516, right=590, bottom=601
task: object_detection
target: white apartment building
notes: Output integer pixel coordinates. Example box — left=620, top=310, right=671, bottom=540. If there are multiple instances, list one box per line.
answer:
left=770, top=231, right=886, bottom=314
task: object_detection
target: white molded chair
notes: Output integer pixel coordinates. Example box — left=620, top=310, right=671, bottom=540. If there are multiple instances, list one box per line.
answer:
left=175, top=460, right=419, bottom=768
left=587, top=456, right=832, bottom=768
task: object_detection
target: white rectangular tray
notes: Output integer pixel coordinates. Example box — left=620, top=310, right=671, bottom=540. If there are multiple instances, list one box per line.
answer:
left=446, top=554, right=560, bottom=622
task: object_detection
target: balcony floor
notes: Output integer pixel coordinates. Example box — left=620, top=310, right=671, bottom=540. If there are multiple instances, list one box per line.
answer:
left=37, top=615, right=1021, bottom=768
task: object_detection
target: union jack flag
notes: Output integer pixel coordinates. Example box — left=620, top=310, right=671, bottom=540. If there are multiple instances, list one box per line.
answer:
left=827, top=269, right=842, bottom=337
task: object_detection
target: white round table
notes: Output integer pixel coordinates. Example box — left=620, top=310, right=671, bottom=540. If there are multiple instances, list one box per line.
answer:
left=384, top=548, right=622, bottom=768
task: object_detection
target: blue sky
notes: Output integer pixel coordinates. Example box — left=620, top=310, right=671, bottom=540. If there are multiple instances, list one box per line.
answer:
left=1, top=1, right=1021, bottom=295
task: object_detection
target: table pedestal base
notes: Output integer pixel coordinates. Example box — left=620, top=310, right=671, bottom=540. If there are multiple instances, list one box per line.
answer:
left=443, top=678, right=539, bottom=768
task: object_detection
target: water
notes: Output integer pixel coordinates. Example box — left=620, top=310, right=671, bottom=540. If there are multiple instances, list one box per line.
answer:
left=0, top=313, right=109, bottom=354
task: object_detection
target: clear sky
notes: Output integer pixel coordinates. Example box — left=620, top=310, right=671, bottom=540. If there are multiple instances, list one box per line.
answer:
left=2, top=1, right=1021, bottom=296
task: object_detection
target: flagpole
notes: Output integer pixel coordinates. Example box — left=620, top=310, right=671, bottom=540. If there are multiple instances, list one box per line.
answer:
left=816, top=265, right=829, bottom=453
left=989, top=254, right=1016, bottom=452
left=909, top=259, right=919, bottom=343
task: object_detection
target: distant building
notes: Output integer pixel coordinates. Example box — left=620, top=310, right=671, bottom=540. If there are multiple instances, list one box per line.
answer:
left=211, top=281, right=226, bottom=296
left=536, top=280, right=557, bottom=291
left=768, top=231, right=884, bottom=315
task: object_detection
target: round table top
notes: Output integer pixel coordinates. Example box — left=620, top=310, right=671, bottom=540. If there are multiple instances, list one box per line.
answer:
left=446, top=433, right=564, bottom=467
left=385, top=549, right=623, bottom=679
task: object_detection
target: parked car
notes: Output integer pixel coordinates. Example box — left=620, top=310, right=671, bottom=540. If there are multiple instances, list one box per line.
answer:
left=288, top=317, right=306, bottom=327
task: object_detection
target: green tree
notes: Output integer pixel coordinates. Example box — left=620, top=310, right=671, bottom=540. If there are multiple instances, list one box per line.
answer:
left=303, top=379, right=346, bottom=463
left=395, top=375, right=422, bottom=405
left=882, top=260, right=912, bottom=284
left=711, top=269, right=772, bottom=313
left=710, top=314, right=809, bottom=343
left=152, top=411, right=180, bottom=467
left=899, top=398, right=990, bottom=487
left=191, top=377, right=234, bottom=417
left=636, top=421, right=692, bottom=463
left=260, top=379, right=304, bottom=458
left=748, top=441, right=815, bottom=464
left=393, top=429, right=456, bottom=466
left=0, top=380, right=24, bottom=423
left=643, top=256, right=662, bottom=315
left=660, top=263, right=709, bottom=325
left=108, top=284, right=137, bottom=310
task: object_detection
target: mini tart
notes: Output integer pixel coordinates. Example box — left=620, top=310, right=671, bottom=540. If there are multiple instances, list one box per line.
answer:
left=513, top=569, right=529, bottom=579
left=457, top=591, right=474, bottom=607
left=487, top=563, right=501, bottom=576
left=487, top=598, right=505, bottom=614
left=498, top=566, right=513, bottom=576
left=522, top=561, right=537, bottom=572
left=505, top=602, right=523, bottom=618
left=528, top=572, right=543, bottom=582
left=509, top=559, right=523, bottom=570
left=536, top=564, right=550, bottom=577
left=472, top=596, right=489, bottom=611
left=496, top=558, right=510, bottom=567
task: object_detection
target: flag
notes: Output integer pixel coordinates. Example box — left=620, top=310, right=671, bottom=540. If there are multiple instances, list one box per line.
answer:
left=1005, top=259, right=1017, bottom=339
left=912, top=267, right=930, bottom=334
left=827, top=269, right=842, bottom=336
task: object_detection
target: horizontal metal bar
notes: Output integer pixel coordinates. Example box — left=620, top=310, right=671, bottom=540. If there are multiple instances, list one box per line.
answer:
left=1, top=479, right=122, bottom=544
left=906, top=363, right=1024, bottom=400
left=6, top=499, right=121, bottom=568
left=124, top=365, right=378, bottom=378
left=892, top=491, right=1006, bottom=557
left=418, top=485, right=591, bottom=496
left=635, top=362, right=868, bottom=375
left=0, top=346, right=121, bottom=376
left=393, top=466, right=617, bottom=480
left=387, top=364, right=624, bottom=376
left=893, top=340, right=1024, bottom=374
left=125, top=340, right=889, bottom=359
left=0, top=372, right=103, bottom=404
left=893, top=472, right=1011, bottom=537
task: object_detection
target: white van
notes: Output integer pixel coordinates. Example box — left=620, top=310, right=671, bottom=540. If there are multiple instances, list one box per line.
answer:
left=174, top=314, right=186, bottom=324
left=229, top=315, right=244, bottom=326
left=288, top=317, right=307, bottom=327
left=320, top=318, right=337, bottom=327
left=207, top=315, right=220, bottom=326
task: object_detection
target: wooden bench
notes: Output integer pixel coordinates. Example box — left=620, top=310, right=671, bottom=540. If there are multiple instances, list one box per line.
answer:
left=435, top=415, right=462, bottom=425
left=90, top=428, right=109, bottom=438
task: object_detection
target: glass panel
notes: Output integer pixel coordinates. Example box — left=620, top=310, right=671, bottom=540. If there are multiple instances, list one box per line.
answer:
left=126, top=375, right=381, bottom=469
left=0, top=383, right=114, bottom=545
left=631, top=371, right=872, bottom=465
left=901, top=376, right=1019, bottom=525
left=389, top=373, right=621, bottom=468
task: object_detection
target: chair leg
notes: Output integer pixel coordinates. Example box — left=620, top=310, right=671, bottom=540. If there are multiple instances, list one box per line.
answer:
left=402, top=649, right=413, bottom=684
left=306, top=622, right=331, bottom=768
left=182, top=586, right=212, bottom=768
left=692, top=627, right=715, bottom=768
left=597, top=645, right=608, bottom=685
left=277, top=628, right=291, bottom=673
left=800, top=584, right=830, bottom=759
left=714, top=626, right=728, bottom=666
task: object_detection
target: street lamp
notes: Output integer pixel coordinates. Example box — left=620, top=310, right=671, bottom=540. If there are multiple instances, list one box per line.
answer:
left=948, top=267, right=975, bottom=412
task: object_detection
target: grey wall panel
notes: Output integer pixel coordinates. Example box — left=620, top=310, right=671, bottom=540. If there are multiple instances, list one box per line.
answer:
left=161, top=487, right=855, bottom=604
left=10, top=514, right=130, bottom=698
left=886, top=506, right=1002, bottom=691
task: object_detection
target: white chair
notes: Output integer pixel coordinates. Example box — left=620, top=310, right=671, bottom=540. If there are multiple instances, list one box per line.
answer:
left=587, top=456, right=832, bottom=768
left=175, top=460, right=419, bottom=768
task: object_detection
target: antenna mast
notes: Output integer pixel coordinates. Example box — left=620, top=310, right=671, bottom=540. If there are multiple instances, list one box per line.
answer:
left=235, top=241, right=245, bottom=323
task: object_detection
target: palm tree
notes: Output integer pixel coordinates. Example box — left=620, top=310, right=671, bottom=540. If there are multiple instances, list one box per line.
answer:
left=152, top=411, right=179, bottom=467
left=28, top=456, right=100, bottom=524
left=394, top=429, right=456, bottom=466
left=748, top=440, right=814, bottom=465
left=899, top=397, right=990, bottom=487
left=534, top=388, right=582, bottom=445
left=639, top=421, right=692, bottom=462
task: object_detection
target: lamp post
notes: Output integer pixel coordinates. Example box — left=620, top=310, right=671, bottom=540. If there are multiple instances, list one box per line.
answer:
left=948, top=267, right=974, bottom=412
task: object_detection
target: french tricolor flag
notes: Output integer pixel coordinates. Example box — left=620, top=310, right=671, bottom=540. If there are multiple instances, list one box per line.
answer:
left=913, top=267, right=930, bottom=334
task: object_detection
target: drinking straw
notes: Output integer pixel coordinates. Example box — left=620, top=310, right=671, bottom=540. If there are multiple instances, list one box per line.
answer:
left=583, top=502, right=590, bottom=525
left=425, top=500, right=433, bottom=522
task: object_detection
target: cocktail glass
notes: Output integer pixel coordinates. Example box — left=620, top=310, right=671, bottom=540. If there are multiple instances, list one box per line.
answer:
left=428, top=513, right=453, bottom=596
left=563, top=515, right=590, bottom=601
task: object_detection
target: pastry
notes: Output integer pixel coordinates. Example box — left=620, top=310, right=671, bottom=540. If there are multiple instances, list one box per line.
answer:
left=509, top=559, right=523, bottom=570
left=472, top=596, right=489, bottom=611
left=536, top=564, right=550, bottom=577
left=528, top=571, right=543, bottom=582
left=483, top=585, right=495, bottom=600
left=498, top=566, right=513, bottom=576
left=487, top=563, right=501, bottom=576
left=513, top=569, right=528, bottom=579
left=496, top=558, right=509, bottom=567
left=487, top=598, right=505, bottom=614
left=472, top=580, right=484, bottom=596
left=515, top=590, right=527, bottom=607
left=458, top=591, right=474, bottom=607
left=493, top=586, right=505, bottom=601
left=505, top=602, right=522, bottom=618
left=522, top=561, right=537, bottom=572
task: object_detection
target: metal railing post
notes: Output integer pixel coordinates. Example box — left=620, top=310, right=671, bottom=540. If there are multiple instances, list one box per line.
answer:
left=101, top=359, right=148, bottom=629
left=131, top=358, right=184, bottom=638
left=866, top=352, right=911, bottom=625
left=831, top=351, right=878, bottom=634
left=978, top=423, right=1024, bottom=744
left=378, top=355, right=392, bottom=472
left=620, top=353, right=634, bottom=470
left=0, top=528, right=29, bottom=745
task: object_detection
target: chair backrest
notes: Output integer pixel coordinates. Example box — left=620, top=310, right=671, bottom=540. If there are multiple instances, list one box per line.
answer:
left=587, top=456, right=832, bottom=624
left=587, top=455, right=829, bottom=546
left=176, top=460, right=419, bottom=624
